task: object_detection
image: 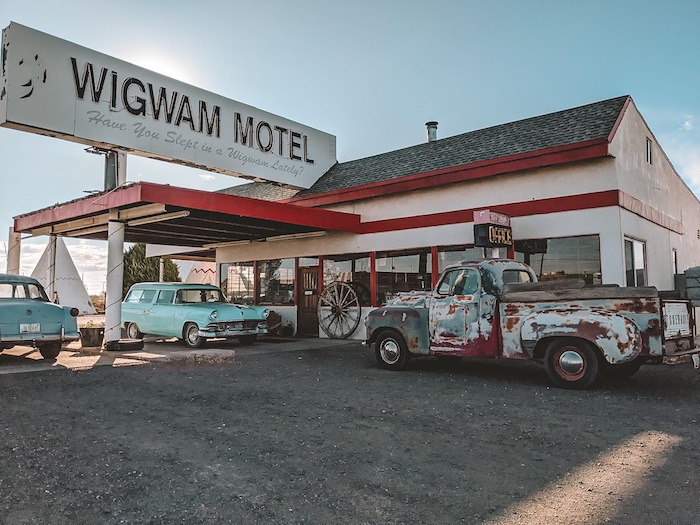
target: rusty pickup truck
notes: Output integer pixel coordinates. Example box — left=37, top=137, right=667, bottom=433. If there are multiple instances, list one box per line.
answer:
left=364, top=259, right=700, bottom=389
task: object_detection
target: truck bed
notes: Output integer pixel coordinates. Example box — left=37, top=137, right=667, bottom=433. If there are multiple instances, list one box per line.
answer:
left=501, top=279, right=659, bottom=302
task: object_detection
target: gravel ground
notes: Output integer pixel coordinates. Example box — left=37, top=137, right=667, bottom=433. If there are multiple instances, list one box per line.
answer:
left=1, top=342, right=699, bottom=524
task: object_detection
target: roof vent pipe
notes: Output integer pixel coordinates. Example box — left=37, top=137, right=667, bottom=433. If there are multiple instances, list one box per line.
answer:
left=426, top=121, right=438, bottom=143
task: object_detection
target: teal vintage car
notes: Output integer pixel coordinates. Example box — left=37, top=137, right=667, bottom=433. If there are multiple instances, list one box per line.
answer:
left=0, top=274, right=80, bottom=359
left=121, top=282, right=269, bottom=347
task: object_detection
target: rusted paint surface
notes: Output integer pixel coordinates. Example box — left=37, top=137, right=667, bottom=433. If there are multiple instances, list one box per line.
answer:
left=365, top=306, right=430, bottom=354
left=366, top=258, right=695, bottom=369
left=501, top=297, right=663, bottom=363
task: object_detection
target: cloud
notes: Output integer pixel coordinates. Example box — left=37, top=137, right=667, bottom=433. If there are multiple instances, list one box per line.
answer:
left=680, top=114, right=694, bottom=131
left=664, top=139, right=700, bottom=195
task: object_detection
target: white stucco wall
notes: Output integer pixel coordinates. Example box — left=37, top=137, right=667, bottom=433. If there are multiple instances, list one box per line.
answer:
left=610, top=100, right=700, bottom=284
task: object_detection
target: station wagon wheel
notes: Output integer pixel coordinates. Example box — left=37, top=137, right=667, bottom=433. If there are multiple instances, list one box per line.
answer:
left=125, top=322, right=143, bottom=339
left=39, top=342, right=61, bottom=359
left=318, top=281, right=362, bottom=339
left=183, top=322, right=205, bottom=348
left=375, top=330, right=411, bottom=371
left=544, top=338, right=599, bottom=389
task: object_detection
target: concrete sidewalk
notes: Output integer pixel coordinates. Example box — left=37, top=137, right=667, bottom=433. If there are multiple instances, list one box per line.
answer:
left=80, top=336, right=360, bottom=363
left=0, top=337, right=361, bottom=375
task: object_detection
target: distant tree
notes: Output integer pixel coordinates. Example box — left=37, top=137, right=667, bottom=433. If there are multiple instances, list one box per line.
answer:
left=122, top=243, right=180, bottom=297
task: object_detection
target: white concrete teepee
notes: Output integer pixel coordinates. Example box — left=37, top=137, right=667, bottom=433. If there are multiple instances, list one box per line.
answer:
left=185, top=261, right=216, bottom=284
left=31, top=237, right=96, bottom=315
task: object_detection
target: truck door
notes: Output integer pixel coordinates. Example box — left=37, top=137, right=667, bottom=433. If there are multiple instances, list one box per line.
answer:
left=429, top=267, right=496, bottom=356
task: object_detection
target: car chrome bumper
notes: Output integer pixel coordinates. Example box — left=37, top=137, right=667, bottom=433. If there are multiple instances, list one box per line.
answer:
left=198, top=327, right=268, bottom=338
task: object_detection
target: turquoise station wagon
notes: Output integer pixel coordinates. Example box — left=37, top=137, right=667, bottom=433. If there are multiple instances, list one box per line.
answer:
left=121, top=282, right=269, bottom=347
left=0, top=273, right=80, bottom=359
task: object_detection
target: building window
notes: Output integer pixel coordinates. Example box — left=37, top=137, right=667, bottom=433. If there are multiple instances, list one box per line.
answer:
left=257, top=259, right=295, bottom=305
left=298, top=257, right=319, bottom=268
left=625, top=238, right=647, bottom=286
left=437, top=245, right=485, bottom=272
left=376, top=249, right=432, bottom=304
left=672, top=249, right=678, bottom=276
left=323, top=253, right=371, bottom=305
left=646, top=137, right=653, bottom=165
left=220, top=262, right=254, bottom=304
left=514, top=235, right=601, bottom=284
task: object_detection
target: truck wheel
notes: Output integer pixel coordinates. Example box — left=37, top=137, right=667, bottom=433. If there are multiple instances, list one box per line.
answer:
left=375, top=330, right=411, bottom=371
left=39, top=342, right=62, bottom=359
left=125, top=322, right=143, bottom=339
left=183, top=323, right=205, bottom=348
left=544, top=338, right=599, bottom=389
left=602, top=360, right=642, bottom=380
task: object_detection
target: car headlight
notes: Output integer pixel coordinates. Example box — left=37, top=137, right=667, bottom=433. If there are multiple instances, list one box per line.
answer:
left=209, top=310, right=219, bottom=320
left=262, top=308, right=270, bottom=319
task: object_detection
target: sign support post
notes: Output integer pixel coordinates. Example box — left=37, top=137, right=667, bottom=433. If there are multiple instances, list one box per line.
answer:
left=102, top=151, right=127, bottom=349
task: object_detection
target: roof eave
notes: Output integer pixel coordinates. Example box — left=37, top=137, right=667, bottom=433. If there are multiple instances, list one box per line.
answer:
left=286, top=138, right=612, bottom=208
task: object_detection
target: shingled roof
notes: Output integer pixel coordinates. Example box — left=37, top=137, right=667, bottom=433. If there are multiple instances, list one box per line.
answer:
left=220, top=95, right=629, bottom=201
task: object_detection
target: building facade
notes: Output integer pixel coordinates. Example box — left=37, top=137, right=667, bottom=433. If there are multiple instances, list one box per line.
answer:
left=193, top=96, right=700, bottom=338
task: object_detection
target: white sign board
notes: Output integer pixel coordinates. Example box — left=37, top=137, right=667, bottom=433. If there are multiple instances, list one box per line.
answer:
left=473, top=209, right=511, bottom=226
left=0, top=23, right=336, bottom=189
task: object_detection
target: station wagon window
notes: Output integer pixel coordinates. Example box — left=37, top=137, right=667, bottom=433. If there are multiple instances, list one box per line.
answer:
left=0, top=283, right=46, bottom=300
left=176, top=289, right=225, bottom=304
left=125, top=289, right=145, bottom=303
left=437, top=268, right=479, bottom=296
left=126, top=289, right=156, bottom=304
left=156, top=290, right=176, bottom=304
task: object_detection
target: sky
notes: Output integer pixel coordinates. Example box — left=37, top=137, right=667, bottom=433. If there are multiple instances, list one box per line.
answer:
left=0, top=0, right=698, bottom=294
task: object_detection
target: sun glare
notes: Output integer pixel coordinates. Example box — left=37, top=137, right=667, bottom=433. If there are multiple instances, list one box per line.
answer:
left=129, top=52, right=194, bottom=84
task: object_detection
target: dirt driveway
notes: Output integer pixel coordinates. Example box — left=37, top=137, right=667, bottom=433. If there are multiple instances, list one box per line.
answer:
left=1, top=340, right=699, bottom=524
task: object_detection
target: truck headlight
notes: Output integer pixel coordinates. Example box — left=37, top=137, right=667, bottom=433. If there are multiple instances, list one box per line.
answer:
left=209, top=310, right=219, bottom=320
left=262, top=308, right=270, bottom=319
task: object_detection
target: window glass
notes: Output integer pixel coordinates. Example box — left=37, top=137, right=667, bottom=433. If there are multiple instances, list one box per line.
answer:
left=125, top=289, right=144, bottom=303
left=376, top=249, right=432, bottom=304
left=258, top=259, right=295, bottom=305
left=156, top=290, right=176, bottom=304
left=437, top=268, right=479, bottom=296
left=437, top=246, right=485, bottom=272
left=298, top=257, right=319, bottom=268
left=139, top=289, right=156, bottom=303
left=323, top=254, right=371, bottom=306
left=515, top=235, right=601, bottom=284
left=27, top=284, right=47, bottom=300
left=0, top=284, right=12, bottom=298
left=502, top=270, right=533, bottom=285
left=625, top=238, right=647, bottom=286
left=14, top=285, right=27, bottom=299
left=220, top=262, right=254, bottom=304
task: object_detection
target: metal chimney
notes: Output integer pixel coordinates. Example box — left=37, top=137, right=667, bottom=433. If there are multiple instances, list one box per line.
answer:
left=426, top=121, right=438, bottom=143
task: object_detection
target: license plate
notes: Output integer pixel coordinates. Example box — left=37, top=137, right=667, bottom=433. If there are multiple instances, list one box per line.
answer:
left=20, top=323, right=40, bottom=333
left=692, top=354, right=700, bottom=370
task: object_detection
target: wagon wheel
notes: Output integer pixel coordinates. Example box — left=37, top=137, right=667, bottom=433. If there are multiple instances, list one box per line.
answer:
left=318, top=281, right=362, bottom=339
